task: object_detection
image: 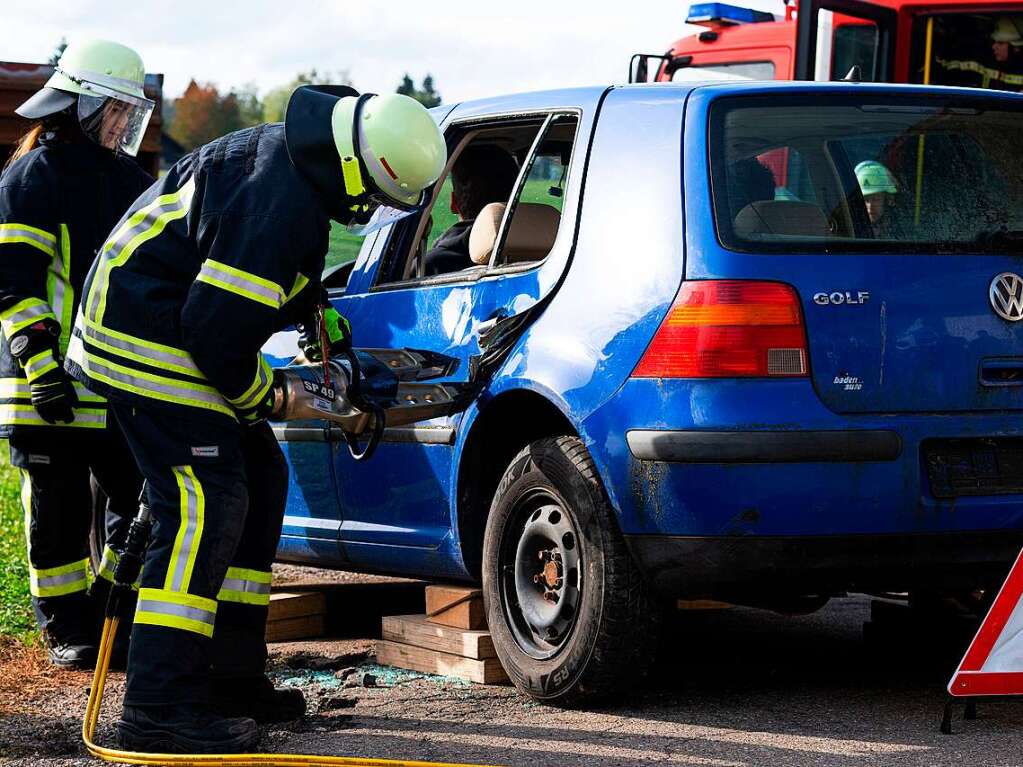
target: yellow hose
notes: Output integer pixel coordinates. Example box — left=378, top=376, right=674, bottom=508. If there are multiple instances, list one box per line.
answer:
left=84, top=617, right=502, bottom=767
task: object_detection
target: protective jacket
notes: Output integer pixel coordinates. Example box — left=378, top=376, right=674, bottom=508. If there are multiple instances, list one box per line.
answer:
left=0, top=136, right=152, bottom=437
left=67, top=123, right=330, bottom=422
left=424, top=219, right=473, bottom=276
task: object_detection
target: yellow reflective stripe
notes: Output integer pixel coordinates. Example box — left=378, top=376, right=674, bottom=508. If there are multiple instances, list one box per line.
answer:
left=50, top=225, right=72, bottom=355
left=0, top=404, right=106, bottom=428
left=23, top=349, right=57, bottom=382
left=135, top=587, right=217, bottom=638
left=228, top=355, right=273, bottom=409
left=217, top=566, right=272, bottom=606
left=96, top=545, right=119, bottom=583
left=96, top=545, right=140, bottom=589
left=284, top=273, right=310, bottom=305
left=0, top=377, right=105, bottom=403
left=67, top=336, right=234, bottom=418
left=195, top=259, right=285, bottom=309
left=89, top=177, right=196, bottom=326
left=165, top=466, right=205, bottom=594
left=80, top=316, right=205, bottom=379
left=0, top=223, right=56, bottom=257
left=29, top=558, right=90, bottom=598
left=0, top=297, right=56, bottom=337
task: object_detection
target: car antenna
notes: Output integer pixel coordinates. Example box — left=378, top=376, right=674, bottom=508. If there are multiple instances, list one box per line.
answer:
left=842, top=66, right=863, bottom=82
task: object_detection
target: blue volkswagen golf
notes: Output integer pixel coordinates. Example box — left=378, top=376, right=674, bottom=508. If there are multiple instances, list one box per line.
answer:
left=262, top=81, right=1023, bottom=703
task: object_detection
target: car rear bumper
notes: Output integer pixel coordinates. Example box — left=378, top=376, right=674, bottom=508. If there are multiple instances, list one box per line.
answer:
left=626, top=531, right=1023, bottom=598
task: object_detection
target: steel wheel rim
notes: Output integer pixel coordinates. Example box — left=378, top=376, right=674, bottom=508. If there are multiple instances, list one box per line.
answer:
left=499, top=488, right=582, bottom=660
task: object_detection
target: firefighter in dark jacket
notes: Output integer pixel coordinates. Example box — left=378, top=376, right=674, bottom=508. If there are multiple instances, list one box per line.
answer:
left=66, top=84, right=446, bottom=753
left=0, top=40, right=153, bottom=669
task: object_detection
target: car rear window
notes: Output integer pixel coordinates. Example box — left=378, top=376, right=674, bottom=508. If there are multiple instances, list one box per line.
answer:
left=709, top=93, right=1023, bottom=254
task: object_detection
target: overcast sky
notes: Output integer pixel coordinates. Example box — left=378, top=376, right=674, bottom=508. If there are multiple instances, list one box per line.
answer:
left=5, top=0, right=786, bottom=103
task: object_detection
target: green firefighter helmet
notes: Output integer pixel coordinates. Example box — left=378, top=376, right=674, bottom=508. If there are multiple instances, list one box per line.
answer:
left=16, top=39, right=154, bottom=156
left=854, top=160, right=898, bottom=197
left=331, top=93, right=447, bottom=232
left=992, top=17, right=1023, bottom=46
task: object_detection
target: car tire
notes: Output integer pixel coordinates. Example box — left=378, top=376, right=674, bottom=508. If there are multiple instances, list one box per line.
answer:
left=482, top=436, right=658, bottom=705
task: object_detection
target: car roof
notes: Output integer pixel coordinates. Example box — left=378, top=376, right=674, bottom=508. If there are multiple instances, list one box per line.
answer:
left=441, top=81, right=1023, bottom=118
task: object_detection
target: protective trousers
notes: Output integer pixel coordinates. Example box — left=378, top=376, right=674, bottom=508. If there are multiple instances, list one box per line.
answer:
left=11, top=425, right=143, bottom=639
left=110, top=403, right=288, bottom=707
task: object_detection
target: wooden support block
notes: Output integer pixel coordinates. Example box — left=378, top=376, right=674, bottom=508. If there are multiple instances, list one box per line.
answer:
left=268, top=591, right=326, bottom=622
left=425, top=585, right=486, bottom=629
left=266, top=614, right=325, bottom=643
left=381, top=614, right=496, bottom=660
left=376, top=640, right=508, bottom=685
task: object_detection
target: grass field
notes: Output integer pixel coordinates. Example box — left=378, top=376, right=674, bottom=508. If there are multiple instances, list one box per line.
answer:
left=0, top=454, right=33, bottom=640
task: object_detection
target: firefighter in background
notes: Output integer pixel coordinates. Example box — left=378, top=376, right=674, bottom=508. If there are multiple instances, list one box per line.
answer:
left=991, top=17, right=1023, bottom=82
left=0, top=40, right=152, bottom=669
left=66, top=85, right=446, bottom=753
left=855, top=160, right=900, bottom=237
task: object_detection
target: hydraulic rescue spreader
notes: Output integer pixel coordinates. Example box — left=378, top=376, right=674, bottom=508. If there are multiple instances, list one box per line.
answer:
left=82, top=353, right=497, bottom=767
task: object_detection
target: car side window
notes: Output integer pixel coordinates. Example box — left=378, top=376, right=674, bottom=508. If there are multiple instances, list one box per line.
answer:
left=487, top=115, right=579, bottom=269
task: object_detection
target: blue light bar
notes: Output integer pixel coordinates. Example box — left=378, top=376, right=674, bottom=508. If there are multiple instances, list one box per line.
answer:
left=686, top=3, right=775, bottom=24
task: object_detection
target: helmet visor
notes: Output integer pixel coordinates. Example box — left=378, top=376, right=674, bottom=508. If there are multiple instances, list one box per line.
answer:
left=77, top=92, right=154, bottom=157
left=344, top=204, right=419, bottom=236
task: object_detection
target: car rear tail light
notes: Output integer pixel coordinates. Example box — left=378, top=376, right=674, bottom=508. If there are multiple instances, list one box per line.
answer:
left=632, top=280, right=808, bottom=378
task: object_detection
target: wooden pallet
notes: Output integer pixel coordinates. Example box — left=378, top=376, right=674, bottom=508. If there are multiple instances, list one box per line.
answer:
left=266, top=591, right=326, bottom=643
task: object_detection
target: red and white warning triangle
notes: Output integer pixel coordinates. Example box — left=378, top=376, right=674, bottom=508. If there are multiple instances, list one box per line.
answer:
left=949, top=548, right=1023, bottom=697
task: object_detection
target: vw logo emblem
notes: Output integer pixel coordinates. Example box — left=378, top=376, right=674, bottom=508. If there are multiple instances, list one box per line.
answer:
left=990, top=272, right=1023, bottom=322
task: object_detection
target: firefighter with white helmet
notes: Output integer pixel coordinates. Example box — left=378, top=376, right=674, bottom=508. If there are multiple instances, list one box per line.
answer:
left=0, top=40, right=153, bottom=670
left=65, top=85, right=446, bottom=753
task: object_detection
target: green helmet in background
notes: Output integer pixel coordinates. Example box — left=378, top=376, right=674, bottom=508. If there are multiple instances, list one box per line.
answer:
left=16, top=39, right=154, bottom=156
left=855, top=160, right=898, bottom=197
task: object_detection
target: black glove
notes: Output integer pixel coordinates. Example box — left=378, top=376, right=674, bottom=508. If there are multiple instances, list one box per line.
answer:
left=297, top=306, right=352, bottom=362
left=10, top=319, right=77, bottom=425
left=235, top=370, right=283, bottom=426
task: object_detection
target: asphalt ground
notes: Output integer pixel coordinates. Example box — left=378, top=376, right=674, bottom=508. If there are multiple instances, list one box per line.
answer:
left=2, top=577, right=1021, bottom=767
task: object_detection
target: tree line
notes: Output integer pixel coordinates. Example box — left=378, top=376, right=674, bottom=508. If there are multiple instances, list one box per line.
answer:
left=166, top=71, right=441, bottom=151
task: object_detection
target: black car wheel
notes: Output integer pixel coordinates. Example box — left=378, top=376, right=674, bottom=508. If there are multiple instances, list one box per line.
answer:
left=482, top=436, right=658, bottom=705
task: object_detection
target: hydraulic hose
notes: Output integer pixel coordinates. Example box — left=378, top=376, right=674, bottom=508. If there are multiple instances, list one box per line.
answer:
left=83, top=501, right=501, bottom=767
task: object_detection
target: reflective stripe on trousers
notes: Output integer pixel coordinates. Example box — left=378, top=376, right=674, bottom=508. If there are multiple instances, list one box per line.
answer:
left=217, top=567, right=272, bottom=607
left=166, top=466, right=205, bottom=594
left=28, top=558, right=90, bottom=598
left=135, top=587, right=217, bottom=638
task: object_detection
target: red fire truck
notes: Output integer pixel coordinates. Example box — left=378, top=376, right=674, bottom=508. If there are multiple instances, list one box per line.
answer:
left=631, top=0, right=1023, bottom=92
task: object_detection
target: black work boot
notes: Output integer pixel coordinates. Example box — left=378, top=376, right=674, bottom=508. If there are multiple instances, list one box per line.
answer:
left=211, top=675, right=307, bottom=723
left=42, top=629, right=97, bottom=670
left=116, top=704, right=260, bottom=754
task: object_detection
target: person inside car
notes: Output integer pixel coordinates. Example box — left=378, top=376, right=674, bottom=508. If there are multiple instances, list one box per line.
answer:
left=855, top=160, right=900, bottom=236
left=424, top=145, right=519, bottom=276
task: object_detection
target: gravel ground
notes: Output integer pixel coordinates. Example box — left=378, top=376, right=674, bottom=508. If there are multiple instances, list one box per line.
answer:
left=2, top=570, right=1021, bottom=767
